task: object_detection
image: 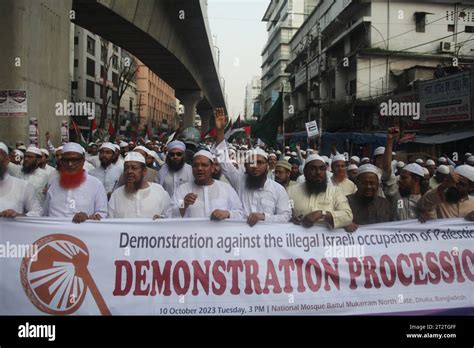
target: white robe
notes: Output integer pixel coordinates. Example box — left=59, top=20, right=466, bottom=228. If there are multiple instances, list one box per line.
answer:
left=86, top=155, right=100, bottom=168
left=108, top=183, right=170, bottom=218
left=169, top=180, right=245, bottom=219
left=7, top=163, right=49, bottom=204
left=89, top=163, right=123, bottom=194
left=213, top=141, right=291, bottom=223
left=44, top=173, right=108, bottom=218
left=156, top=163, right=194, bottom=198
left=0, top=174, right=42, bottom=216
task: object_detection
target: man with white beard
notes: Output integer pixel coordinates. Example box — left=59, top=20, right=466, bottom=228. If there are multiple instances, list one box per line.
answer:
left=89, top=142, right=123, bottom=198
left=156, top=140, right=193, bottom=197
left=108, top=152, right=171, bottom=219
left=0, top=142, right=42, bottom=217
left=44, top=142, right=107, bottom=223
left=169, top=150, right=244, bottom=220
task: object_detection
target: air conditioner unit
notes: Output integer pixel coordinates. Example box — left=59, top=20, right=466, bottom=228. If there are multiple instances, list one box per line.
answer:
left=439, top=41, right=455, bottom=53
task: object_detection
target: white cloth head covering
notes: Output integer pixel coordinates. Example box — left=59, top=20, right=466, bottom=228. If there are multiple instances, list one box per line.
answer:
left=18, top=145, right=27, bottom=151
left=361, top=157, right=370, bottom=163
left=13, top=149, right=24, bottom=158
left=332, top=154, right=346, bottom=163
left=455, top=165, right=474, bottom=182
left=245, top=148, right=268, bottom=162
left=56, top=146, right=64, bottom=152
left=134, top=146, right=152, bottom=156
left=268, top=153, right=277, bottom=159
left=40, top=148, right=49, bottom=157
left=357, top=164, right=379, bottom=176
left=100, top=142, right=116, bottom=152
left=321, top=155, right=329, bottom=163
left=167, top=140, right=186, bottom=152
left=373, top=146, right=385, bottom=156
left=436, top=165, right=449, bottom=175
left=438, top=157, right=447, bottom=163
left=465, top=152, right=472, bottom=157
left=396, top=161, right=405, bottom=168
left=425, top=159, right=435, bottom=166
left=305, top=154, right=326, bottom=167
left=119, top=141, right=128, bottom=148
left=466, top=156, right=474, bottom=164
left=350, top=156, right=360, bottom=163
left=26, top=146, right=43, bottom=156
left=148, top=151, right=160, bottom=162
left=402, top=163, right=424, bottom=178
left=422, top=168, right=430, bottom=176
left=276, top=150, right=282, bottom=155
left=62, top=142, right=85, bottom=155
left=291, top=151, right=297, bottom=157
left=347, top=164, right=358, bottom=171
left=415, top=158, right=424, bottom=164
left=113, top=144, right=120, bottom=151
left=0, top=142, right=9, bottom=154
left=193, top=150, right=214, bottom=162
left=124, top=152, right=146, bottom=164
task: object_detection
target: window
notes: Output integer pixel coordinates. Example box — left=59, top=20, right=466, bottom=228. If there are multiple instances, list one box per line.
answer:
left=86, top=80, right=95, bottom=98
left=74, top=36, right=78, bottom=45
left=129, top=98, right=133, bottom=112
left=101, top=65, right=106, bottom=80
left=466, top=25, right=474, bottom=33
left=448, top=24, right=455, bottom=32
left=87, top=36, right=95, bottom=55
left=101, top=43, right=107, bottom=62
left=349, top=79, right=356, bottom=96
left=112, top=55, right=118, bottom=69
left=111, top=91, right=118, bottom=105
left=112, top=72, right=118, bottom=87
left=71, top=81, right=78, bottom=90
left=415, top=13, right=426, bottom=33
left=86, top=58, right=95, bottom=77
left=74, top=59, right=78, bottom=68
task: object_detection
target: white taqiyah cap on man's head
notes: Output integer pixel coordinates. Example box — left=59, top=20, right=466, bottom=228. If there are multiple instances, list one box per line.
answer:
left=373, top=147, right=385, bottom=156
left=396, top=161, right=405, bottom=168
left=26, top=146, right=43, bottom=156
left=426, top=159, right=435, bottom=166
left=13, top=149, right=24, bottom=158
left=124, top=152, right=146, bottom=164
left=455, top=165, right=474, bottom=182
left=62, top=142, right=85, bottom=155
left=436, top=165, right=449, bottom=175
left=422, top=168, right=429, bottom=176
left=361, top=157, right=370, bottom=163
left=347, top=164, right=358, bottom=171
left=438, top=157, right=447, bottom=163
left=100, top=142, right=116, bottom=152
left=193, top=150, right=214, bottom=162
left=305, top=155, right=326, bottom=167
left=402, top=163, right=424, bottom=178
left=245, top=148, right=268, bottom=162
left=357, top=164, right=379, bottom=176
left=332, top=154, right=346, bottom=163
left=40, top=148, right=49, bottom=157
left=350, top=156, right=360, bottom=163
left=120, top=141, right=128, bottom=148
left=415, top=158, right=424, bottom=164
left=0, top=142, right=8, bottom=154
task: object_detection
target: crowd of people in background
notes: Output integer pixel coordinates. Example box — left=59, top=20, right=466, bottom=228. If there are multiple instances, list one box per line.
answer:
left=1, top=109, right=473, bottom=231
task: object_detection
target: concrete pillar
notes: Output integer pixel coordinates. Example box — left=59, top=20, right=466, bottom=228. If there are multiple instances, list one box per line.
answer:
left=181, top=91, right=203, bottom=129
left=0, top=0, right=72, bottom=148
left=198, top=108, right=213, bottom=134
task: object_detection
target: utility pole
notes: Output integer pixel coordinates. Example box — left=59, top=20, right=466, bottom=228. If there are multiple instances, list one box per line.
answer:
left=317, top=23, right=323, bottom=150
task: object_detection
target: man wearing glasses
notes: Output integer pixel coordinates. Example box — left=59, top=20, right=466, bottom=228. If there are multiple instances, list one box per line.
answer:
left=44, top=142, right=107, bottom=223
left=156, top=140, right=193, bottom=197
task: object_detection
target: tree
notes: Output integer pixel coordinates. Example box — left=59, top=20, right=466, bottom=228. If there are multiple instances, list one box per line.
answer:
left=99, top=39, right=113, bottom=130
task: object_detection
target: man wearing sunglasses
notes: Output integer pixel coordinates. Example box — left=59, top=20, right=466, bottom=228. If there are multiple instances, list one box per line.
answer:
left=44, top=142, right=107, bottom=223
left=156, top=140, right=193, bottom=197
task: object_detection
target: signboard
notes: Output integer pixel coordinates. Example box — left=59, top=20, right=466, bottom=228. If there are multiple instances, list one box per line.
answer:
left=0, top=90, right=28, bottom=117
left=305, top=120, right=319, bottom=137
left=28, top=118, right=39, bottom=147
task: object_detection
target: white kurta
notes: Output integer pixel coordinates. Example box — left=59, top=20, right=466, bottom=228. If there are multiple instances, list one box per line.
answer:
left=7, top=163, right=49, bottom=204
left=213, top=141, right=291, bottom=223
left=89, top=163, right=123, bottom=194
left=86, top=155, right=100, bottom=168
left=330, top=177, right=357, bottom=196
left=108, top=183, right=170, bottom=218
left=169, top=180, right=245, bottom=219
left=44, top=173, right=108, bottom=218
left=156, top=163, right=194, bottom=198
left=43, top=164, right=56, bottom=176
left=0, top=174, right=42, bottom=216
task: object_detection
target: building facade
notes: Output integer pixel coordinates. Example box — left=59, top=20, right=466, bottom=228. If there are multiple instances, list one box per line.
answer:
left=244, top=76, right=262, bottom=120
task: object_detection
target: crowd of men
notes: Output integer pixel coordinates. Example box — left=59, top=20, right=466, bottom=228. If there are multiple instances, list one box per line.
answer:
left=1, top=110, right=473, bottom=231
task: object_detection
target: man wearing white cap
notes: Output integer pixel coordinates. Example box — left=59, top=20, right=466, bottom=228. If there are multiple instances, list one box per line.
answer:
left=360, top=157, right=370, bottom=165
left=267, top=153, right=277, bottom=180
left=156, top=140, right=193, bottom=197
left=7, top=146, right=49, bottom=203
left=119, top=141, right=129, bottom=160
left=89, top=142, right=123, bottom=198
left=10, top=149, right=23, bottom=165
left=85, top=143, right=100, bottom=168
left=466, top=156, right=474, bottom=167
left=347, top=164, right=358, bottom=183
left=420, top=165, right=474, bottom=221
left=44, top=142, right=107, bottom=223
left=345, top=164, right=393, bottom=232
left=108, top=153, right=171, bottom=218
left=39, top=149, right=55, bottom=176
left=288, top=154, right=353, bottom=230
left=429, top=165, right=449, bottom=190
left=0, top=142, right=42, bottom=217
left=169, top=150, right=244, bottom=220
left=330, top=154, right=356, bottom=196
left=349, top=156, right=360, bottom=166
left=425, top=159, right=436, bottom=177
left=213, top=108, right=291, bottom=226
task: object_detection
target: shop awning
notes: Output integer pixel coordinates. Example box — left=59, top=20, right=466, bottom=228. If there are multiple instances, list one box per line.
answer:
left=410, top=131, right=474, bottom=145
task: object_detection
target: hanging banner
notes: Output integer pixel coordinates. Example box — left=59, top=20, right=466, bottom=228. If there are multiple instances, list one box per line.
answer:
left=8, top=90, right=28, bottom=117
left=29, top=118, right=39, bottom=147
left=305, top=120, right=319, bottom=137
left=0, top=218, right=472, bottom=315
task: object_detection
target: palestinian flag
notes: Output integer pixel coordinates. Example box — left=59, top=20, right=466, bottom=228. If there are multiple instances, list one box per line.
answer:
left=71, top=119, right=87, bottom=148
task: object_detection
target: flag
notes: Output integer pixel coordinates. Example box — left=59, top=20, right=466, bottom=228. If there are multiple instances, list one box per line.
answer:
left=108, top=119, right=115, bottom=136
left=252, top=93, right=283, bottom=147
left=71, top=119, right=87, bottom=148
left=90, top=118, right=97, bottom=140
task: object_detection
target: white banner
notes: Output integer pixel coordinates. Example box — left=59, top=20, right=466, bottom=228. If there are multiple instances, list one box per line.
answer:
left=0, top=218, right=473, bottom=315
left=305, top=120, right=319, bottom=137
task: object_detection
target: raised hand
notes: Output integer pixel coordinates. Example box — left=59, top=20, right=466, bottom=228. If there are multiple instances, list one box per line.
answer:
left=214, top=107, right=227, bottom=130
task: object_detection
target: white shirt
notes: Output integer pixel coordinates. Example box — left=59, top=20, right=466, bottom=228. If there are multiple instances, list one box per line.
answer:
left=169, top=180, right=245, bottom=219
left=8, top=163, right=49, bottom=204
left=156, top=163, right=194, bottom=198
left=84, top=161, right=95, bottom=172
left=89, top=163, right=123, bottom=194
left=43, top=164, right=56, bottom=176
left=213, top=141, right=291, bottom=223
left=86, top=155, right=100, bottom=168
left=0, top=174, right=42, bottom=216
left=108, top=183, right=170, bottom=218
left=44, top=173, right=108, bottom=218
left=330, top=177, right=357, bottom=196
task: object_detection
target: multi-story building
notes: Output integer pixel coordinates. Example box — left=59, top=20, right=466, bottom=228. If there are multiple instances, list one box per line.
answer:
left=261, top=0, right=319, bottom=117
left=286, top=0, right=474, bottom=132
left=244, top=76, right=262, bottom=120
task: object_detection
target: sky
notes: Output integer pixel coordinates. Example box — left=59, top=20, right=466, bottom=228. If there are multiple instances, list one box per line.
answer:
left=207, top=0, right=268, bottom=120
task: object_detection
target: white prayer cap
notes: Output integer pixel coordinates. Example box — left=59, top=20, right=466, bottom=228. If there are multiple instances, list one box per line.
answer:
left=357, top=164, right=379, bottom=176
left=402, top=163, right=424, bottom=178
left=361, top=157, right=370, bottom=163
left=145, top=140, right=152, bottom=144
left=467, top=156, right=474, bottom=164
left=373, top=146, right=385, bottom=156
left=63, top=142, right=85, bottom=155
left=167, top=140, right=186, bottom=152
left=422, top=168, right=430, bottom=176
left=396, top=161, right=405, bottom=168
left=276, top=150, right=282, bottom=155
left=268, top=153, right=277, bottom=158
left=426, top=159, right=435, bottom=166
left=13, top=149, right=24, bottom=158
left=119, top=141, right=128, bottom=148
left=113, top=144, right=120, bottom=151
left=321, top=155, right=329, bottom=163
left=134, top=146, right=152, bottom=155
left=415, top=158, right=424, bottom=165
left=347, top=164, right=358, bottom=171
left=245, top=148, right=268, bottom=162
left=305, top=154, right=326, bottom=167
left=465, top=152, right=472, bottom=157
left=438, top=157, right=447, bottom=163
left=99, top=142, right=116, bottom=152
left=40, top=148, right=49, bottom=157
left=392, top=152, right=396, bottom=156
left=283, top=156, right=291, bottom=161
left=56, top=146, right=63, bottom=152
left=18, top=145, right=27, bottom=151
left=193, top=150, right=214, bottom=162
left=0, top=142, right=8, bottom=154
left=332, top=154, right=346, bottom=163
left=350, top=156, right=360, bottom=163
left=124, top=152, right=146, bottom=164
left=291, top=151, right=297, bottom=157
left=149, top=150, right=160, bottom=162
left=455, top=165, right=474, bottom=182
left=26, top=146, right=43, bottom=156
left=301, top=150, right=306, bottom=155
left=88, top=142, right=97, bottom=147
left=436, top=165, right=449, bottom=175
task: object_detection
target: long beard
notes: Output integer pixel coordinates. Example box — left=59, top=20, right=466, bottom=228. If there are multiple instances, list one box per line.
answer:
left=0, top=164, right=6, bottom=180
left=245, top=170, right=268, bottom=190
left=399, top=186, right=411, bottom=198
left=59, top=169, right=86, bottom=189
left=22, top=162, right=38, bottom=174
left=166, top=156, right=185, bottom=172
left=100, top=158, right=112, bottom=169
left=305, top=179, right=327, bottom=195
left=125, top=177, right=144, bottom=194
left=445, top=187, right=464, bottom=204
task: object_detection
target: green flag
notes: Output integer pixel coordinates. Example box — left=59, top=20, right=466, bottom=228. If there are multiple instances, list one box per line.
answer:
left=252, top=93, right=282, bottom=147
